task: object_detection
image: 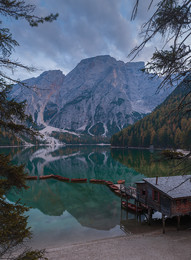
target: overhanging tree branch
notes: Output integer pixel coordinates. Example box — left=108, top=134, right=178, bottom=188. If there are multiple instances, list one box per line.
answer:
left=130, top=0, right=191, bottom=90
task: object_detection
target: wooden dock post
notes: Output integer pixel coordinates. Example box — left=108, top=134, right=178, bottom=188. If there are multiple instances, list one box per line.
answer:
left=177, top=215, right=180, bottom=231
left=126, top=195, right=129, bottom=220
left=148, top=207, right=152, bottom=225
left=135, top=199, right=138, bottom=215
left=162, top=214, right=166, bottom=234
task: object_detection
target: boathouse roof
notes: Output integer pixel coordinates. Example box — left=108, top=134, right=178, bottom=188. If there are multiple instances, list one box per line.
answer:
left=143, top=175, right=191, bottom=199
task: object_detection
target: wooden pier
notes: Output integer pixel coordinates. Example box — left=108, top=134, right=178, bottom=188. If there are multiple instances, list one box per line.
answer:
left=120, top=185, right=137, bottom=199
left=120, top=175, right=191, bottom=233
left=120, top=184, right=147, bottom=214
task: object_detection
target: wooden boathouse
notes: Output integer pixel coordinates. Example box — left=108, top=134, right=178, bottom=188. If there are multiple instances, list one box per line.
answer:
left=121, top=175, right=191, bottom=233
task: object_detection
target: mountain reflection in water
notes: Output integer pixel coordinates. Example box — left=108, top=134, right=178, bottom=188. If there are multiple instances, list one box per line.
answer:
left=9, top=181, right=122, bottom=230
left=7, top=146, right=145, bottom=230
left=4, top=145, right=183, bottom=247
left=8, top=145, right=145, bottom=184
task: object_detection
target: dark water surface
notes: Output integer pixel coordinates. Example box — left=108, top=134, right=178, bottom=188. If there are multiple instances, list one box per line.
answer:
left=3, top=145, right=183, bottom=248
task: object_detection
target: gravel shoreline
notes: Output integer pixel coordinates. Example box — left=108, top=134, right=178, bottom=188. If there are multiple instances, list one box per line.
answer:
left=45, top=229, right=191, bottom=260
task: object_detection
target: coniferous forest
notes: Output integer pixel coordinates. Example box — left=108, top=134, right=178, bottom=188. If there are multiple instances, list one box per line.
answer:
left=111, top=76, right=191, bottom=149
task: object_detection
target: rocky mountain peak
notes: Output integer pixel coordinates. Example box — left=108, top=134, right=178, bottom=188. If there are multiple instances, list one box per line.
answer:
left=40, top=69, right=65, bottom=78
left=10, top=55, right=174, bottom=139
left=33, top=70, right=65, bottom=89
left=80, top=54, right=115, bottom=64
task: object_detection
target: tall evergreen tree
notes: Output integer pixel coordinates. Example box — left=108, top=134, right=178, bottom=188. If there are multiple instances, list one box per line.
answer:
left=0, top=1, right=58, bottom=259
left=128, top=0, right=191, bottom=160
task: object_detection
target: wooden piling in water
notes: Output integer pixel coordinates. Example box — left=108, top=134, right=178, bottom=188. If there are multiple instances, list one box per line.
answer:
left=162, top=214, right=166, bottom=234
left=177, top=215, right=180, bottom=231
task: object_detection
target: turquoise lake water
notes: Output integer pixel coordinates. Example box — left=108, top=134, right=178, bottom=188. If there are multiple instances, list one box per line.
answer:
left=3, top=145, right=182, bottom=249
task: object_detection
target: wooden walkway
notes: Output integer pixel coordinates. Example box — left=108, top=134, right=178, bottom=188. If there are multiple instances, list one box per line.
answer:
left=119, top=184, right=148, bottom=214
left=120, top=184, right=137, bottom=199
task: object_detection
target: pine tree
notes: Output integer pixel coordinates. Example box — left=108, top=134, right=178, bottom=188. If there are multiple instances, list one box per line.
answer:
left=0, top=1, right=58, bottom=259
left=129, top=0, right=191, bottom=154
left=131, top=1, right=191, bottom=92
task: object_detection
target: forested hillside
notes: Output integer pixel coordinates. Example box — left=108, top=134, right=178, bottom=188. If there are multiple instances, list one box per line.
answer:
left=111, top=77, right=191, bottom=149
left=0, top=129, right=21, bottom=146
left=51, top=131, right=109, bottom=144
left=0, top=129, right=43, bottom=147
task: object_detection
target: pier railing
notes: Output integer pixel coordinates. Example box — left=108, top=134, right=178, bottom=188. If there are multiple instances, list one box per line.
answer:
left=120, top=184, right=137, bottom=199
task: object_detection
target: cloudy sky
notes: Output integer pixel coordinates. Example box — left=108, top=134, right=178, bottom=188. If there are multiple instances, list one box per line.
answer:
left=5, top=0, right=160, bottom=79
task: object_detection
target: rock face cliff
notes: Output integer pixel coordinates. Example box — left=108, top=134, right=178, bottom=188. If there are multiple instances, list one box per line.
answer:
left=11, top=55, right=174, bottom=137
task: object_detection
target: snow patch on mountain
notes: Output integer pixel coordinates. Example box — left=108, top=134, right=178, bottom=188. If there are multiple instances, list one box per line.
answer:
left=39, top=126, right=80, bottom=147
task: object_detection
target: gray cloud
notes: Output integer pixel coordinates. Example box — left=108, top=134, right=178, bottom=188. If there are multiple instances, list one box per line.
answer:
left=5, top=0, right=160, bottom=79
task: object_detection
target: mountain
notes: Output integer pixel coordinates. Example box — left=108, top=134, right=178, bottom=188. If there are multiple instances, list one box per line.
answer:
left=10, top=70, right=65, bottom=126
left=10, top=55, right=174, bottom=141
left=111, top=75, right=191, bottom=149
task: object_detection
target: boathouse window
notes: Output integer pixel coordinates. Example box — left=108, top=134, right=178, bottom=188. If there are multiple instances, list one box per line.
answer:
left=183, top=199, right=187, bottom=204
left=152, top=190, right=159, bottom=202
left=142, top=189, right=146, bottom=196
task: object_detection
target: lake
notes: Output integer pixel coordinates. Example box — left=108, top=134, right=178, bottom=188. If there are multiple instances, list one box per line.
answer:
left=3, top=145, right=184, bottom=249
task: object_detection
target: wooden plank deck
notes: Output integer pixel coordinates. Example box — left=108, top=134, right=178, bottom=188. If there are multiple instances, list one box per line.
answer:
left=120, top=185, right=137, bottom=199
